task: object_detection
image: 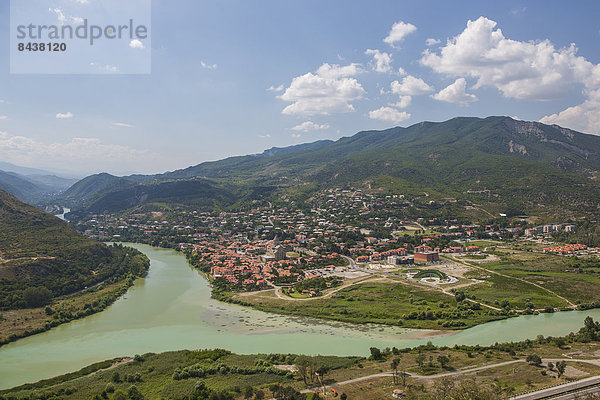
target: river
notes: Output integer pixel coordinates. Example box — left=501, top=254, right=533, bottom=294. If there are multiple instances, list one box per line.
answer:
left=57, top=207, right=71, bottom=221
left=1, top=243, right=598, bottom=390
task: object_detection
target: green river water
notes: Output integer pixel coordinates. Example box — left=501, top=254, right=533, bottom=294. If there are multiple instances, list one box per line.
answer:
left=1, top=243, right=599, bottom=390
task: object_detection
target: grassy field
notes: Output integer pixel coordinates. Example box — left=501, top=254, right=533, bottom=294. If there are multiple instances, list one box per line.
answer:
left=4, top=319, right=600, bottom=400
left=461, top=270, right=569, bottom=309
left=483, top=248, right=600, bottom=304
left=232, top=280, right=504, bottom=330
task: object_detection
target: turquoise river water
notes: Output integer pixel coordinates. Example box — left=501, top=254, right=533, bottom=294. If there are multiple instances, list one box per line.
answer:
left=1, top=243, right=599, bottom=389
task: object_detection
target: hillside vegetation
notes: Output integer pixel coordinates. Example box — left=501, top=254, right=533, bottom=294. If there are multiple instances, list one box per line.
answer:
left=60, top=117, right=600, bottom=220
left=0, top=190, right=148, bottom=310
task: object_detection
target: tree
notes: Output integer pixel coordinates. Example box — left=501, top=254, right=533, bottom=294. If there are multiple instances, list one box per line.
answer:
left=369, top=347, right=383, bottom=361
left=399, top=366, right=407, bottom=387
left=315, top=366, right=330, bottom=395
left=269, top=384, right=281, bottom=399
left=112, top=390, right=127, bottom=400
left=191, top=380, right=212, bottom=400
left=433, top=377, right=455, bottom=399
left=437, top=354, right=450, bottom=369
left=556, top=361, right=567, bottom=378
left=243, top=386, right=254, bottom=399
left=390, top=358, right=399, bottom=384
left=340, top=394, right=347, bottom=400
left=254, top=390, right=265, bottom=400
left=416, top=353, right=426, bottom=369
left=526, top=354, right=542, bottom=366
left=554, top=337, right=567, bottom=349
left=22, top=287, right=53, bottom=308
left=128, top=385, right=144, bottom=400
left=112, top=372, right=122, bottom=383
left=295, top=356, right=311, bottom=384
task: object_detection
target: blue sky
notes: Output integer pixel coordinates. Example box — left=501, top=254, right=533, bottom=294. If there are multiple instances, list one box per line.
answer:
left=0, top=0, right=599, bottom=176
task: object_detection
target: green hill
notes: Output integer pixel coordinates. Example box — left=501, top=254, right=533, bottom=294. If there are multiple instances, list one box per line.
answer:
left=0, top=189, right=146, bottom=310
left=62, top=117, right=600, bottom=218
left=59, top=173, right=135, bottom=208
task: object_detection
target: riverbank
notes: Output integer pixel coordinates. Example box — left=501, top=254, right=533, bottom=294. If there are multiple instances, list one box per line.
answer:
left=3, top=318, right=600, bottom=399
left=4, top=244, right=600, bottom=391
left=213, top=280, right=510, bottom=331
left=0, top=246, right=149, bottom=347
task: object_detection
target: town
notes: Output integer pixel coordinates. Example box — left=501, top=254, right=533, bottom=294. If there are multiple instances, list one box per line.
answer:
left=72, top=188, right=599, bottom=301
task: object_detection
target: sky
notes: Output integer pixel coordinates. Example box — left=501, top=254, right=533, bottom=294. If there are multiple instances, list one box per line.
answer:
left=0, top=0, right=599, bottom=176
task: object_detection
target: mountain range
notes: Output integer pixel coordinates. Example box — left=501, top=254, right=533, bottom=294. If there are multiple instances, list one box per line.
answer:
left=54, top=116, right=600, bottom=220
left=0, top=162, right=78, bottom=204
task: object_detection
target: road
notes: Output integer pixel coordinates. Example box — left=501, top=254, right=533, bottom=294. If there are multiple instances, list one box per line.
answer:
left=511, top=372, right=600, bottom=399
left=301, top=358, right=600, bottom=396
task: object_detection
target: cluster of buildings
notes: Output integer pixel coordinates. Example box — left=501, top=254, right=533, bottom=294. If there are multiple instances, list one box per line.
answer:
left=542, top=243, right=591, bottom=255
left=71, top=186, right=594, bottom=289
left=525, top=224, right=576, bottom=237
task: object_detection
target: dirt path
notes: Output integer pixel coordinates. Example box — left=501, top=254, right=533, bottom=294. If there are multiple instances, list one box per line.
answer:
left=301, top=358, right=600, bottom=393
left=272, top=275, right=376, bottom=301
left=90, top=357, right=134, bottom=376
left=448, top=255, right=576, bottom=308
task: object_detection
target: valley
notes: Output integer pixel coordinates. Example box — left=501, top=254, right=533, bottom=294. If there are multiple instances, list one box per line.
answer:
left=2, top=117, right=600, bottom=399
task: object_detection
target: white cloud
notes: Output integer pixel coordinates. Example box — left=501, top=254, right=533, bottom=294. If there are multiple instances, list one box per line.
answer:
left=420, top=16, right=600, bottom=134
left=421, top=16, right=599, bottom=101
left=383, top=21, right=417, bottom=46
left=397, top=67, right=406, bottom=76
left=56, top=112, right=73, bottom=119
left=113, top=122, right=134, bottom=128
left=291, top=133, right=301, bottom=138
left=200, top=61, right=217, bottom=69
left=267, top=85, right=284, bottom=92
left=431, top=78, right=478, bottom=104
left=315, top=63, right=362, bottom=79
left=129, top=39, right=144, bottom=49
left=71, top=16, right=84, bottom=23
left=259, top=134, right=271, bottom=139
left=0, top=133, right=160, bottom=174
left=390, top=95, right=412, bottom=109
left=426, top=38, right=441, bottom=46
left=540, top=88, right=600, bottom=133
left=365, top=49, right=392, bottom=73
left=369, top=107, right=411, bottom=124
left=49, top=8, right=67, bottom=25
left=291, top=121, right=330, bottom=132
left=0, top=116, right=7, bottom=120
left=89, top=62, right=118, bottom=73
left=390, top=75, right=434, bottom=96
left=279, top=63, right=365, bottom=115
left=73, top=0, right=89, bottom=3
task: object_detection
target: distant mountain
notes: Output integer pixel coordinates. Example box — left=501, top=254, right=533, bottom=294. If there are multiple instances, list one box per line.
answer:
left=0, top=189, right=131, bottom=309
left=59, top=173, right=135, bottom=208
left=62, top=117, right=600, bottom=219
left=158, top=139, right=334, bottom=180
left=0, top=162, right=56, bottom=177
left=0, top=163, right=79, bottom=204
left=82, top=178, right=239, bottom=213
left=0, top=170, right=53, bottom=203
